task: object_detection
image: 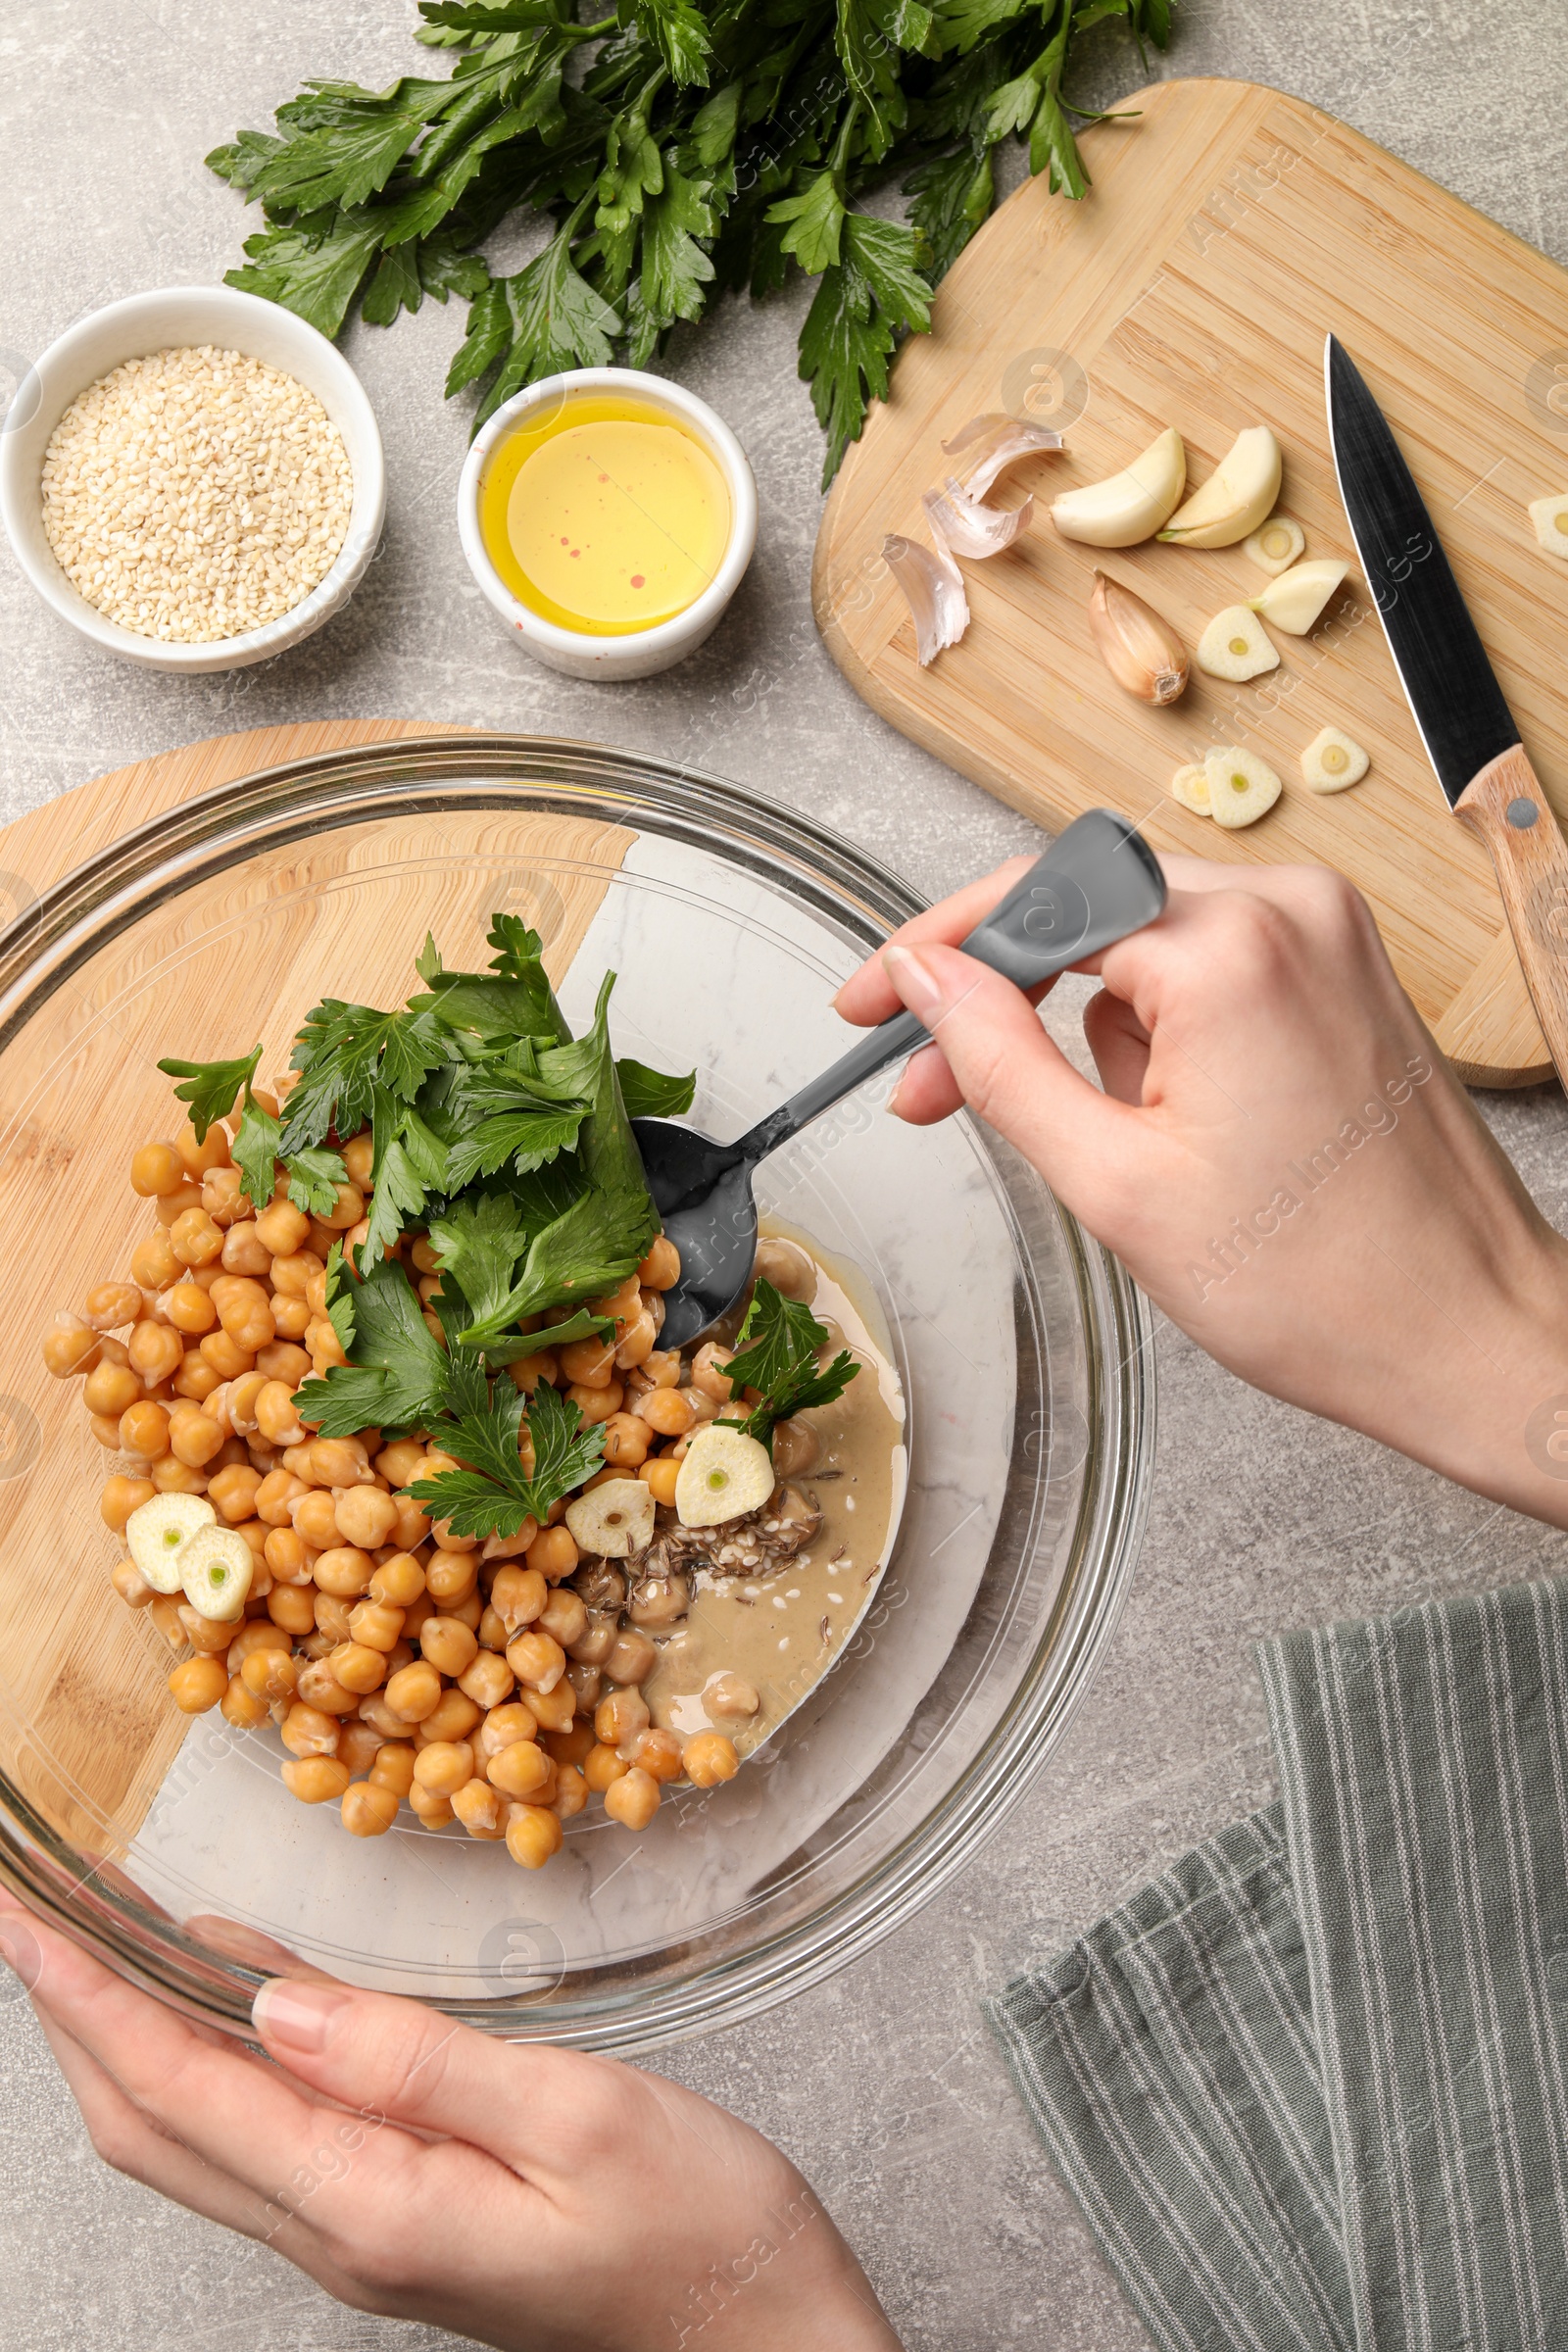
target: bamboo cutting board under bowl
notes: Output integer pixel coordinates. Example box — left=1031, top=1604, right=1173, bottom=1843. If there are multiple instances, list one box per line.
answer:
left=814, top=76, right=1568, bottom=1088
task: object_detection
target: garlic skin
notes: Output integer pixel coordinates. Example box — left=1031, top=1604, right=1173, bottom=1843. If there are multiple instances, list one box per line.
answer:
left=1300, top=725, right=1370, bottom=793
left=1087, top=570, right=1189, bottom=705
left=1204, top=746, right=1282, bottom=830
left=882, top=532, right=969, bottom=666
left=1159, top=426, right=1282, bottom=549
left=1250, top=559, right=1349, bottom=635
left=1170, top=762, right=1212, bottom=815
left=1244, top=516, right=1306, bottom=574
left=941, top=414, right=1064, bottom=500
left=922, top=476, right=1034, bottom=560
left=1051, top=427, right=1187, bottom=548
left=1196, top=605, right=1279, bottom=682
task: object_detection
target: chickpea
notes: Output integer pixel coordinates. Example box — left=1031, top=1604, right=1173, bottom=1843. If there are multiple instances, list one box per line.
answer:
left=281, top=1756, right=352, bottom=1805
left=330, top=1721, right=381, bottom=1779
left=166, top=1281, right=218, bottom=1337
left=475, top=1701, right=539, bottom=1760
left=690, top=1343, right=736, bottom=1401
left=270, top=1296, right=312, bottom=1343
left=174, top=1117, right=231, bottom=1179
left=253, top=1468, right=305, bottom=1528
left=263, top=1529, right=315, bottom=1588
left=389, top=1494, right=432, bottom=1552
left=384, top=1660, right=443, bottom=1724
left=101, top=1473, right=156, bottom=1532
left=168, top=1656, right=228, bottom=1715
left=630, top=1728, right=686, bottom=1784
left=451, top=1778, right=505, bottom=1839
left=525, top=1525, right=579, bottom=1584
left=490, top=1564, right=548, bottom=1632
left=635, top=1349, right=682, bottom=1391
left=414, top=1740, right=477, bottom=1798
left=584, top=1741, right=627, bottom=1793
left=613, top=1309, right=658, bottom=1372
left=333, top=1131, right=371, bottom=1189
left=552, top=1765, right=588, bottom=1822
left=206, top=1464, right=262, bottom=1525
left=131, top=1142, right=185, bottom=1197
left=151, top=1455, right=212, bottom=1496
left=291, top=1490, right=341, bottom=1551
left=538, top=1719, right=595, bottom=1772
left=414, top=1616, right=473, bottom=1680
left=89, top=1412, right=122, bottom=1450
left=406, top=1785, right=454, bottom=1829
left=313, top=1544, right=375, bottom=1599
left=247, top=1385, right=302, bottom=1451
left=628, top=1573, right=690, bottom=1630
left=268, top=1249, right=322, bottom=1301
left=241, top=1647, right=298, bottom=1704
left=115, top=1400, right=168, bottom=1462
left=564, top=1660, right=602, bottom=1711
left=506, top=1350, right=559, bottom=1397
left=414, top=1694, right=479, bottom=1752
left=225, top=1370, right=270, bottom=1436
left=638, top=1236, right=681, bottom=1291
left=368, top=1742, right=416, bottom=1797
left=153, top=1181, right=204, bottom=1229
left=595, top=1688, right=651, bottom=1747
left=267, top=1584, right=318, bottom=1637
left=172, top=1351, right=222, bottom=1402
left=173, top=1606, right=231, bottom=1658
left=295, top=1660, right=360, bottom=1716
left=566, top=1611, right=618, bottom=1667
left=527, top=1680, right=577, bottom=1736
left=400, top=1593, right=435, bottom=1643
left=126, top=1230, right=177, bottom=1291
left=200, top=1330, right=256, bottom=1380
left=560, top=1334, right=617, bottom=1389
left=347, top=1599, right=405, bottom=1654
left=506, top=1628, right=565, bottom=1693
left=201, top=1167, right=253, bottom=1229
left=147, top=1594, right=186, bottom=1650
left=334, top=1487, right=399, bottom=1550
left=337, top=1781, right=397, bottom=1838
left=84, top=1359, right=140, bottom=1418
left=602, top=1411, right=651, bottom=1468
left=537, top=1590, right=588, bottom=1650
left=500, top=1803, right=562, bottom=1869
left=325, top=1642, right=388, bottom=1696
left=603, top=1628, right=659, bottom=1688
left=638, top=1387, right=695, bottom=1439
left=111, top=1558, right=154, bottom=1609
left=683, top=1732, right=740, bottom=1788
left=638, top=1456, right=681, bottom=1509
left=170, top=1207, right=224, bottom=1270
left=255, top=1340, right=311, bottom=1389
left=128, top=1320, right=184, bottom=1388
left=221, top=1675, right=270, bottom=1730
left=486, top=1738, right=551, bottom=1800
left=215, top=1279, right=274, bottom=1353
left=705, top=1672, right=760, bottom=1721
left=568, top=1379, right=624, bottom=1426
left=368, top=1552, right=426, bottom=1608
left=425, top=1549, right=479, bottom=1606
left=228, top=1621, right=293, bottom=1674
left=218, top=1225, right=271, bottom=1281
left=255, top=1200, right=311, bottom=1257
left=82, top=1281, right=142, bottom=1334
left=770, top=1416, right=820, bottom=1477
left=604, top=1765, right=662, bottom=1829
left=307, top=1437, right=369, bottom=1490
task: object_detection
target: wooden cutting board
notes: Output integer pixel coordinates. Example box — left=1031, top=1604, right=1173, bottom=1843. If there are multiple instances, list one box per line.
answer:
left=814, top=76, right=1568, bottom=1088
left=0, top=721, right=635, bottom=1855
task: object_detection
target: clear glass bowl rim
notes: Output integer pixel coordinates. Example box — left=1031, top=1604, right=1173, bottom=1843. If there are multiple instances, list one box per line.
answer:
left=0, top=734, right=1154, bottom=2051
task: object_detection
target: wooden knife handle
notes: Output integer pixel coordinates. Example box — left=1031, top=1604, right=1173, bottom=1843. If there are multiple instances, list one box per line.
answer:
left=1453, top=745, right=1568, bottom=1089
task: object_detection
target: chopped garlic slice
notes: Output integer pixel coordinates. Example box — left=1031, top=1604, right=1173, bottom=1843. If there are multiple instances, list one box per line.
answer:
left=922, top=475, right=1034, bottom=560
left=1244, top=516, right=1306, bottom=574
left=882, top=532, right=968, bottom=666
left=1529, top=495, right=1568, bottom=559
left=1196, top=605, right=1279, bottom=682
left=1205, top=746, right=1282, bottom=829
left=1170, top=762, right=1212, bottom=815
left=940, top=413, right=1063, bottom=500
left=1300, top=726, right=1370, bottom=792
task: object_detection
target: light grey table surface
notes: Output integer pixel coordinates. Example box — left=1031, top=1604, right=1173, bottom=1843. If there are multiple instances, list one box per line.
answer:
left=3, top=5, right=1567, bottom=2346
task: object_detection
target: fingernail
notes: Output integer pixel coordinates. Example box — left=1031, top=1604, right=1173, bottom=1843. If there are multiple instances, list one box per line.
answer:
left=0, top=1919, right=42, bottom=1990
left=882, top=944, right=945, bottom=1025
left=254, top=1979, right=351, bottom=2053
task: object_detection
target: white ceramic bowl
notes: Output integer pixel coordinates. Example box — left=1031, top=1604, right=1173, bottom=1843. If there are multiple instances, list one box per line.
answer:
left=0, top=285, right=385, bottom=674
left=457, top=368, right=757, bottom=680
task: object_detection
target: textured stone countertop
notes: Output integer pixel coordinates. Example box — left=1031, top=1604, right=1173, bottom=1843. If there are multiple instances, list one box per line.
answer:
left=2, top=5, right=1566, bottom=2346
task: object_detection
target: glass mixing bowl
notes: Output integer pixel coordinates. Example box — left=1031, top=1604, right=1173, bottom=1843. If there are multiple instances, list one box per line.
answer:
left=0, top=736, right=1152, bottom=2051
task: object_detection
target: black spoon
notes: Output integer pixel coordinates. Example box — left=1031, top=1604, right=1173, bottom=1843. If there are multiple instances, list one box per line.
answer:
left=633, top=808, right=1167, bottom=1349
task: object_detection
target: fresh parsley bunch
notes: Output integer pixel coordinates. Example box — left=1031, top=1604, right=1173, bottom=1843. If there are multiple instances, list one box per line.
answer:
left=206, top=0, right=1171, bottom=486
left=160, top=913, right=696, bottom=1535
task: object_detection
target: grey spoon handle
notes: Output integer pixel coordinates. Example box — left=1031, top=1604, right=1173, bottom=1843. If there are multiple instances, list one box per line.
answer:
left=734, top=808, right=1166, bottom=1162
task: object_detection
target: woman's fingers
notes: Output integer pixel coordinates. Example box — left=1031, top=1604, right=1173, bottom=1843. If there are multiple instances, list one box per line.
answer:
left=888, top=1041, right=964, bottom=1124
left=833, top=856, right=1037, bottom=1026
left=1082, top=987, right=1153, bottom=1106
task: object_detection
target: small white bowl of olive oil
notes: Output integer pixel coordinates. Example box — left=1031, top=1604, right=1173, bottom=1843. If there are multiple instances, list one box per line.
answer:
left=457, top=369, right=757, bottom=680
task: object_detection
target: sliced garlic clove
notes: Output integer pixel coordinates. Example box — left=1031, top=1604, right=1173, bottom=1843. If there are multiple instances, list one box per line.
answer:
left=1300, top=726, right=1371, bottom=793
left=1050, top=427, right=1187, bottom=548
left=675, top=1426, right=776, bottom=1528
left=1204, top=746, right=1283, bottom=829
left=1244, top=516, right=1306, bottom=574
left=1158, top=426, right=1282, bottom=549
left=126, top=1491, right=218, bottom=1592
left=1196, top=605, right=1280, bottom=681
left=179, top=1524, right=254, bottom=1621
left=564, top=1477, right=656, bottom=1559
left=882, top=532, right=969, bottom=665
left=1087, top=570, right=1188, bottom=704
left=940, top=414, right=1064, bottom=500
left=921, top=476, right=1034, bottom=560
left=1250, top=559, right=1349, bottom=636
left=1528, top=495, right=1568, bottom=559
left=1170, top=762, right=1212, bottom=815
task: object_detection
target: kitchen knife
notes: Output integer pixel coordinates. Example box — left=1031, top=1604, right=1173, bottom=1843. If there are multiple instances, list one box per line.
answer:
left=1325, top=333, right=1568, bottom=1083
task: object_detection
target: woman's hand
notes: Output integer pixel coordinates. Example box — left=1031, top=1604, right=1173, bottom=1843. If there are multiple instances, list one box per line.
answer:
left=836, top=854, right=1568, bottom=1526
left=0, top=1893, right=900, bottom=2352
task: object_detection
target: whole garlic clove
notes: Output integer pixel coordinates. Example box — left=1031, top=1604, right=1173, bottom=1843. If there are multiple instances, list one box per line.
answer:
left=1159, top=426, right=1282, bottom=549
left=1244, top=516, right=1306, bottom=574
left=1204, top=746, right=1282, bottom=830
left=1051, top=427, right=1187, bottom=547
left=1169, top=762, right=1212, bottom=815
left=1250, top=559, right=1349, bottom=636
left=1300, top=726, right=1371, bottom=793
left=1087, top=570, right=1189, bottom=704
left=1196, top=605, right=1280, bottom=681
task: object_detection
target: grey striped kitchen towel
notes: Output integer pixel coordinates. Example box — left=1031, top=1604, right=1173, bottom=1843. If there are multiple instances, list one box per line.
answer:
left=987, top=1577, right=1568, bottom=2352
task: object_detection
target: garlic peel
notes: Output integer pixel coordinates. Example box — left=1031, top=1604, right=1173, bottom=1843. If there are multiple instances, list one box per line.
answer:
left=922, top=476, right=1034, bottom=560
left=1196, top=605, right=1279, bottom=682
left=1170, top=763, right=1212, bottom=815
left=1205, top=746, right=1282, bottom=830
left=1300, top=726, right=1370, bottom=793
left=941, top=413, right=1063, bottom=500
left=1159, top=426, right=1282, bottom=549
left=1244, top=516, right=1306, bottom=574
left=1051, top=427, right=1186, bottom=548
left=882, top=532, right=969, bottom=666
left=1088, top=570, right=1188, bottom=705
left=1250, top=559, right=1349, bottom=636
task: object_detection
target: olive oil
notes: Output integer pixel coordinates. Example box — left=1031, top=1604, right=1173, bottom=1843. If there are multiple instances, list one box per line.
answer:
left=479, top=393, right=731, bottom=635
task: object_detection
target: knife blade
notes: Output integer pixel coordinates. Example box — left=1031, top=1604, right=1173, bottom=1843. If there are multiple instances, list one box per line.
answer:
left=1325, top=332, right=1568, bottom=1085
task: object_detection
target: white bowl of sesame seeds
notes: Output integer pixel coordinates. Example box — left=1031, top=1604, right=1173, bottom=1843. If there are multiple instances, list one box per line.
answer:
left=0, top=285, right=384, bottom=672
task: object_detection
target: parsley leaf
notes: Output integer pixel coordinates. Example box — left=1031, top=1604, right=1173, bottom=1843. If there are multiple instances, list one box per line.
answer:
left=799, top=213, right=931, bottom=486
left=614, top=1057, right=696, bottom=1119
left=426, top=1189, right=534, bottom=1327
left=297, top=1255, right=449, bottom=1438
left=280, top=1002, right=451, bottom=1153
left=156, top=1046, right=263, bottom=1143
left=725, top=1276, right=860, bottom=1446
left=410, top=1375, right=606, bottom=1538
left=359, top=1102, right=452, bottom=1266
left=285, top=1144, right=352, bottom=1219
